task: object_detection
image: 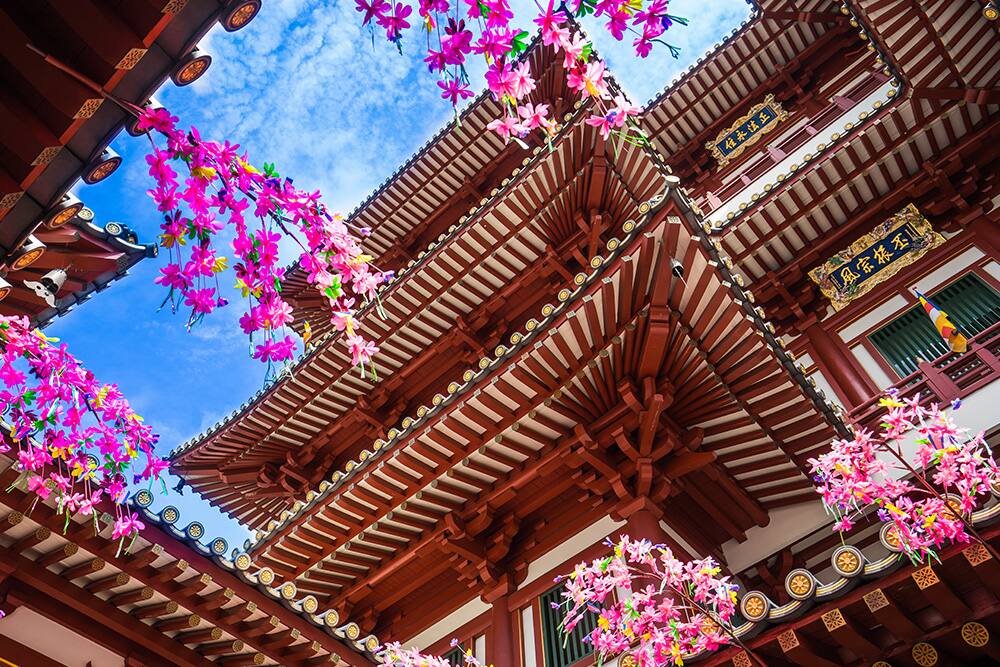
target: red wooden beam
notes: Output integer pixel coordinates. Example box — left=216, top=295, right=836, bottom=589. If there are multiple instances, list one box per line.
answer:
left=2, top=551, right=211, bottom=667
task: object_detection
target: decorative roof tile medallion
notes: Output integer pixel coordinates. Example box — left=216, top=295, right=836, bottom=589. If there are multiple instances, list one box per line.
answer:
left=784, top=568, right=816, bottom=600
left=912, top=642, right=938, bottom=666
left=831, top=545, right=864, bottom=577
left=705, top=94, right=788, bottom=166
left=879, top=522, right=903, bottom=552
left=739, top=591, right=770, bottom=621
left=961, top=621, right=989, bottom=647
left=808, top=204, right=945, bottom=310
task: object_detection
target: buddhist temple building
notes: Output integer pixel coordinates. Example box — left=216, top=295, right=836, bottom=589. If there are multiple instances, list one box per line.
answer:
left=5, top=0, right=1000, bottom=666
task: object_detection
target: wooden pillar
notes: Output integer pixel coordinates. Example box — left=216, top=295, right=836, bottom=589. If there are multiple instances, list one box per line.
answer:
left=626, top=508, right=669, bottom=545
left=971, top=215, right=1000, bottom=259
left=485, top=585, right=518, bottom=667
left=797, top=314, right=874, bottom=408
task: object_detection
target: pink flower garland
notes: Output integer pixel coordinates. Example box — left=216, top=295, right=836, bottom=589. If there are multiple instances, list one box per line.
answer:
left=809, top=392, right=998, bottom=564
left=0, top=316, right=160, bottom=544
left=377, top=535, right=738, bottom=667
left=560, top=536, right=738, bottom=665
left=139, top=108, right=390, bottom=374
left=358, top=0, right=685, bottom=144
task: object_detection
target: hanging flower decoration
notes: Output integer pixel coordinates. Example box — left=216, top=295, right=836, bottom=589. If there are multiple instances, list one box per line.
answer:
left=559, top=536, right=741, bottom=666
left=379, top=641, right=485, bottom=667
left=139, top=108, right=391, bottom=376
left=0, top=316, right=161, bottom=547
left=809, top=391, right=998, bottom=564
left=357, top=0, right=686, bottom=146
left=378, top=535, right=743, bottom=667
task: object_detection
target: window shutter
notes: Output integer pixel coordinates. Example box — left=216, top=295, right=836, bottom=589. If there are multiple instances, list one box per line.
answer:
left=539, top=584, right=598, bottom=667
left=869, top=273, right=1000, bottom=377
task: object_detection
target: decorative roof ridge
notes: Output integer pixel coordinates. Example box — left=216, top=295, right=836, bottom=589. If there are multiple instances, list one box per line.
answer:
left=682, top=487, right=1000, bottom=663
left=0, top=453, right=381, bottom=660
left=33, top=217, right=159, bottom=330
left=128, top=488, right=383, bottom=658
left=169, top=88, right=608, bottom=464
left=632, top=82, right=849, bottom=437
left=246, top=172, right=847, bottom=555
left=642, top=0, right=759, bottom=109
left=710, top=2, right=906, bottom=232
left=170, top=17, right=656, bottom=465
left=245, top=185, right=670, bottom=552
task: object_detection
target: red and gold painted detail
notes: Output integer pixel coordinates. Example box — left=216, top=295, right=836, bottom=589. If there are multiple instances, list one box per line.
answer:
left=0, top=192, right=23, bottom=211
left=10, top=247, right=44, bottom=271
left=73, top=98, right=104, bottom=120
left=30, top=146, right=62, bottom=167
left=83, top=157, right=122, bottom=184
left=223, top=0, right=261, bottom=31
left=45, top=204, right=82, bottom=229
left=174, top=56, right=210, bottom=85
left=115, top=47, right=147, bottom=70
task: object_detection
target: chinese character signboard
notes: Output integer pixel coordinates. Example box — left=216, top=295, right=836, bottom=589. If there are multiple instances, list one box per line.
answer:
left=706, top=94, right=788, bottom=166
left=808, top=204, right=945, bottom=311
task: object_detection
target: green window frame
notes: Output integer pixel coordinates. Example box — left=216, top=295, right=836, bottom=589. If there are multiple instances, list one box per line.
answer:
left=868, top=273, right=1000, bottom=377
left=539, top=583, right=599, bottom=667
left=442, top=647, right=465, bottom=667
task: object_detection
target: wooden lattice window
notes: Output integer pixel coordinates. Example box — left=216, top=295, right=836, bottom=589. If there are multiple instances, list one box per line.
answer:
left=442, top=646, right=465, bottom=667
left=539, top=583, right=598, bottom=667
left=868, top=273, right=1000, bottom=377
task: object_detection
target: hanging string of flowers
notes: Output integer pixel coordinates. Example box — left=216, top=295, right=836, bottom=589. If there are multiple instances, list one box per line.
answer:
left=377, top=535, right=747, bottom=667
left=809, top=391, right=999, bottom=564
left=357, top=0, right=685, bottom=146
left=0, top=315, right=161, bottom=547
left=139, top=107, right=390, bottom=376
left=558, top=535, right=747, bottom=666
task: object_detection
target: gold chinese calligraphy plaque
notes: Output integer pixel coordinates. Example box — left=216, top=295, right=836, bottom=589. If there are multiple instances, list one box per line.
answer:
left=706, top=94, right=788, bottom=166
left=808, top=204, right=945, bottom=311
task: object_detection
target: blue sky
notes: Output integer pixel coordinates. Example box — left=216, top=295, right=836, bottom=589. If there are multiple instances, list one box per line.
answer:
left=49, top=0, right=752, bottom=550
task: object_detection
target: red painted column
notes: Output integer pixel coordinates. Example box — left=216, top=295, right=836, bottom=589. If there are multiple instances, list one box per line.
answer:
left=485, top=587, right=518, bottom=667
left=626, top=508, right=668, bottom=544
left=971, top=215, right=1000, bottom=259
left=798, top=316, right=874, bottom=408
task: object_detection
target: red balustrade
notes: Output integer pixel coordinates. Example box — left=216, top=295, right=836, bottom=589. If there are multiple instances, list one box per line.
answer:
left=849, top=321, right=1000, bottom=431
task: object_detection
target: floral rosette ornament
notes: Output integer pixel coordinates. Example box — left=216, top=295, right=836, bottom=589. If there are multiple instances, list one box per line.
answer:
left=0, top=316, right=161, bottom=548
left=809, top=391, right=999, bottom=564
left=356, top=0, right=685, bottom=147
left=139, top=108, right=389, bottom=376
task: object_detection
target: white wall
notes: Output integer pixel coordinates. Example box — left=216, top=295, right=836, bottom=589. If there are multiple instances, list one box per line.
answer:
left=0, top=607, right=123, bottom=667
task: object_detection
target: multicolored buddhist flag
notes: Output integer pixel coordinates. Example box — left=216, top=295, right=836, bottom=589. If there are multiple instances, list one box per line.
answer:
left=915, top=289, right=967, bottom=353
